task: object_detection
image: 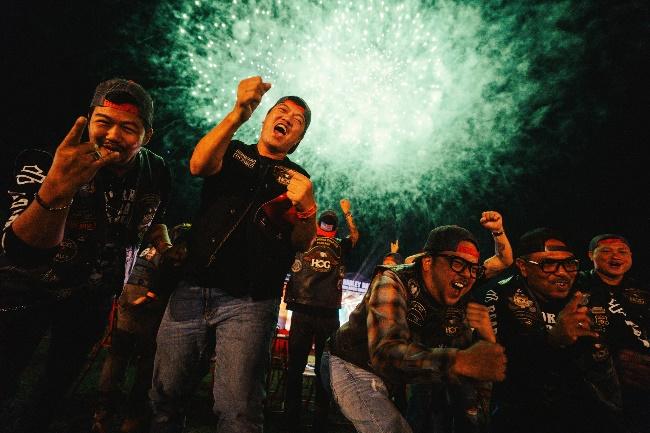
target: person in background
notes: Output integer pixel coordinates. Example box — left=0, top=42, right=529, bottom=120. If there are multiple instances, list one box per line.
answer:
left=383, top=239, right=404, bottom=266
left=283, top=199, right=359, bottom=432
left=92, top=223, right=191, bottom=433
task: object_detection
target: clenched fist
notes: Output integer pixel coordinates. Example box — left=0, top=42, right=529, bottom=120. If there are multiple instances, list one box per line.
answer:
left=286, top=170, right=315, bottom=212
left=232, top=76, right=272, bottom=124
left=452, top=340, right=507, bottom=381
left=466, top=302, right=496, bottom=343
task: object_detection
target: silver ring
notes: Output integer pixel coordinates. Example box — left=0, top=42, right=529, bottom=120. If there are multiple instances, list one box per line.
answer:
left=91, top=150, right=102, bottom=161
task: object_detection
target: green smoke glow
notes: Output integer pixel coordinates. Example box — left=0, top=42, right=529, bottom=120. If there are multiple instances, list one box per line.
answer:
left=142, top=0, right=584, bottom=264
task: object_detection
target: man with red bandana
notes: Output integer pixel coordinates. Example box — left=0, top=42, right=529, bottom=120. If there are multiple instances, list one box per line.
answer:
left=282, top=200, right=359, bottom=432
left=576, top=234, right=650, bottom=433
left=480, top=228, right=633, bottom=433
left=0, top=78, right=171, bottom=432
left=149, top=76, right=316, bottom=433
left=321, top=225, right=507, bottom=433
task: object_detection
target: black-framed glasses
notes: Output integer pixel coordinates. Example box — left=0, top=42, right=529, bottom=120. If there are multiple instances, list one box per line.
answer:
left=435, top=254, right=484, bottom=278
left=524, top=258, right=580, bottom=273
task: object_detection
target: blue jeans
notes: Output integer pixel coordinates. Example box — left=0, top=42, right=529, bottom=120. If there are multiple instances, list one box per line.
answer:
left=322, top=351, right=413, bottom=433
left=149, top=282, right=279, bottom=433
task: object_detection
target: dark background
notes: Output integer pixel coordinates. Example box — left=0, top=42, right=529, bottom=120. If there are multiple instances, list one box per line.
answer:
left=1, top=0, right=648, bottom=281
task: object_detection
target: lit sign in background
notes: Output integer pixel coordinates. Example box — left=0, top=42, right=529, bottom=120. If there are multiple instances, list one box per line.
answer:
left=140, top=0, right=585, bottom=263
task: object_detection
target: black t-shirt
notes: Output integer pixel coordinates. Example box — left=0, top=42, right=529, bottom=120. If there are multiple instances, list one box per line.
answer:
left=186, top=140, right=309, bottom=299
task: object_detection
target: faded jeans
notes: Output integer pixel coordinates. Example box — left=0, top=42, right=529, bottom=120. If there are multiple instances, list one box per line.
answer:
left=149, top=282, right=279, bottom=433
left=322, top=351, right=413, bottom=433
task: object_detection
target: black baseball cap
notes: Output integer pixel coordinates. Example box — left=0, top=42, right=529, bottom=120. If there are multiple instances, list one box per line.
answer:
left=517, top=227, right=572, bottom=257
left=422, top=225, right=479, bottom=257
left=318, top=210, right=338, bottom=232
left=588, top=233, right=631, bottom=252
left=90, top=78, right=154, bottom=129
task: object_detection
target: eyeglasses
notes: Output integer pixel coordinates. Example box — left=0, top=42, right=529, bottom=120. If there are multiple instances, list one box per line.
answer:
left=435, top=254, right=484, bottom=278
left=524, top=258, right=580, bottom=273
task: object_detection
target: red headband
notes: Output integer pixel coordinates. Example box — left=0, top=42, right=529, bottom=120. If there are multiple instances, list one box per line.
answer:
left=457, top=243, right=480, bottom=260
left=283, top=100, right=305, bottom=113
left=102, top=100, right=141, bottom=116
left=598, top=238, right=625, bottom=246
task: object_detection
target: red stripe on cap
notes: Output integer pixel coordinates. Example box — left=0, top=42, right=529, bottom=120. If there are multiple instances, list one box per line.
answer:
left=284, top=99, right=305, bottom=113
left=102, top=100, right=140, bottom=116
left=457, top=244, right=479, bottom=259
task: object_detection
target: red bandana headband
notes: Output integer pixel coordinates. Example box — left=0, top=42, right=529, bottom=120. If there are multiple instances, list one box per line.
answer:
left=456, top=243, right=480, bottom=260
left=597, top=238, right=625, bottom=246
left=102, top=99, right=141, bottom=116
left=283, top=99, right=305, bottom=113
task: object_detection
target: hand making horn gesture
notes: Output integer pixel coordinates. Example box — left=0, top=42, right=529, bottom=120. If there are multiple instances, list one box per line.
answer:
left=41, top=116, right=120, bottom=205
left=233, top=76, right=272, bottom=124
left=548, top=291, right=599, bottom=347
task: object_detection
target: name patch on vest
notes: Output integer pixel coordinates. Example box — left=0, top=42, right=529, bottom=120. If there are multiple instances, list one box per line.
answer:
left=233, top=149, right=256, bottom=169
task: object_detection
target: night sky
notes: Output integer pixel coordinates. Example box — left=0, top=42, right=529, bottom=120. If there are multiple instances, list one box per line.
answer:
left=1, top=0, right=648, bottom=280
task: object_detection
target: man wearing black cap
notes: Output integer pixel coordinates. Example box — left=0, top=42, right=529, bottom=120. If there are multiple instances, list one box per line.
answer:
left=479, top=228, right=631, bottom=433
left=282, top=199, right=359, bottom=432
left=322, top=225, right=507, bottom=433
left=150, top=76, right=316, bottom=433
left=577, top=234, right=650, bottom=433
left=0, top=78, right=171, bottom=431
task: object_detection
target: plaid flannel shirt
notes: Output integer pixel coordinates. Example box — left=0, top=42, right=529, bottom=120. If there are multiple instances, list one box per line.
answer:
left=331, top=264, right=462, bottom=384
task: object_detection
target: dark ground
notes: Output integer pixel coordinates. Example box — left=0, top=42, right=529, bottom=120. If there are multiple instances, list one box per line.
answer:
left=1, top=331, right=355, bottom=433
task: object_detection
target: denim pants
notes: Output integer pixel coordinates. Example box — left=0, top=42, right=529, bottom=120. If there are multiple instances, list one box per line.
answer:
left=322, top=351, right=413, bottom=433
left=150, top=282, right=279, bottom=433
left=284, top=311, right=339, bottom=424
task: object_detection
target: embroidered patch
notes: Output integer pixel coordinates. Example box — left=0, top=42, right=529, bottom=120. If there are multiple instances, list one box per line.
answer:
left=512, top=292, right=534, bottom=308
left=16, top=164, right=46, bottom=185
left=291, top=258, right=302, bottom=273
left=625, top=290, right=647, bottom=305
left=54, top=238, right=78, bottom=263
left=233, top=149, right=256, bottom=169
left=508, top=289, right=537, bottom=327
left=407, top=300, right=427, bottom=327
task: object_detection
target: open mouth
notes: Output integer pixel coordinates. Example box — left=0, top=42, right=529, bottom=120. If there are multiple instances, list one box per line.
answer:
left=553, top=279, right=570, bottom=289
left=451, top=280, right=467, bottom=294
left=99, top=142, right=121, bottom=153
left=274, top=122, right=288, bottom=136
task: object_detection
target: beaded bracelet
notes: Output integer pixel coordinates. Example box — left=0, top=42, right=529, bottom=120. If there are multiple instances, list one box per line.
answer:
left=33, top=192, right=74, bottom=211
left=491, top=230, right=505, bottom=237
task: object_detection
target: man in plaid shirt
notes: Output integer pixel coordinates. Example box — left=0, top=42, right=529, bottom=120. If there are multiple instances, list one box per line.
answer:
left=323, top=225, right=507, bottom=433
